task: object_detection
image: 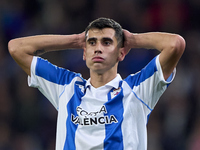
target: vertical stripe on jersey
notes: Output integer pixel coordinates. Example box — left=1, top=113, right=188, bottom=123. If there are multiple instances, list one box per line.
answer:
left=63, top=81, right=85, bottom=150
left=104, top=81, right=124, bottom=150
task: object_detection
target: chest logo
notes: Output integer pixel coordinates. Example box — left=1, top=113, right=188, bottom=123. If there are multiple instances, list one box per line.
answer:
left=71, top=105, right=118, bottom=126
left=111, top=87, right=121, bottom=99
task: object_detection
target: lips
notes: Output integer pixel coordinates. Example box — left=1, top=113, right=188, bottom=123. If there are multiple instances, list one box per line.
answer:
left=92, top=56, right=104, bottom=62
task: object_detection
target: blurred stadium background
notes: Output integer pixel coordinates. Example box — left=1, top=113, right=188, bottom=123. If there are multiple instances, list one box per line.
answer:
left=0, top=0, right=200, bottom=149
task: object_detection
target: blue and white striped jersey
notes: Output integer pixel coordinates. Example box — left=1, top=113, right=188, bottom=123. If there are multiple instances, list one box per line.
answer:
left=28, top=55, right=175, bottom=150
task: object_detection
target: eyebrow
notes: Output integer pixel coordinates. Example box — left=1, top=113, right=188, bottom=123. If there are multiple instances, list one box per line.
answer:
left=102, top=37, right=113, bottom=42
left=87, top=37, right=97, bottom=42
left=87, top=37, right=113, bottom=42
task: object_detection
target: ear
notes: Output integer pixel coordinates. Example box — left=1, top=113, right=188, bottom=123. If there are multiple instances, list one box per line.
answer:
left=83, top=48, right=86, bottom=61
left=118, top=47, right=126, bottom=61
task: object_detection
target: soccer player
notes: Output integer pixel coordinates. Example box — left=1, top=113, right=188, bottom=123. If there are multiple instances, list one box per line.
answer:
left=8, top=18, right=185, bottom=150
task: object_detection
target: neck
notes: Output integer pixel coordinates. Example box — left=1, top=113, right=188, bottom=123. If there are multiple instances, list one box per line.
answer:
left=89, top=70, right=117, bottom=88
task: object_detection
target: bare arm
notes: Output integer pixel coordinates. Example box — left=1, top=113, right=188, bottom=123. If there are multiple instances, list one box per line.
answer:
left=123, top=30, right=186, bottom=80
left=8, top=32, right=85, bottom=76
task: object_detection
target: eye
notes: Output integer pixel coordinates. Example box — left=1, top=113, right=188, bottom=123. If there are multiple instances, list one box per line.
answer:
left=102, top=38, right=113, bottom=46
left=88, top=40, right=96, bottom=46
left=104, top=41, right=111, bottom=45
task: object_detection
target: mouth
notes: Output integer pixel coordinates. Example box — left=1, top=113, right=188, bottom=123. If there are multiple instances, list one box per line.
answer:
left=92, top=56, right=104, bottom=62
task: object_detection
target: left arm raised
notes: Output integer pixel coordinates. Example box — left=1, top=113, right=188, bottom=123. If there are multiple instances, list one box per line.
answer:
left=123, top=30, right=186, bottom=80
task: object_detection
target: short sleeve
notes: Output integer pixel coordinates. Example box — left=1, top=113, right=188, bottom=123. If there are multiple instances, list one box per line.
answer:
left=125, top=55, right=176, bottom=109
left=28, top=56, right=38, bottom=87
left=27, top=56, right=81, bottom=109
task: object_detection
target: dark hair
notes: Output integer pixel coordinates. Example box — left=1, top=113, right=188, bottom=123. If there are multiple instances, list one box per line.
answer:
left=85, top=17, right=124, bottom=47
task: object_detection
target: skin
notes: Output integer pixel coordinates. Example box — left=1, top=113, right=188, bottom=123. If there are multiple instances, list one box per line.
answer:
left=83, top=28, right=126, bottom=88
left=8, top=33, right=85, bottom=76
left=122, top=30, right=185, bottom=80
left=8, top=27, right=185, bottom=89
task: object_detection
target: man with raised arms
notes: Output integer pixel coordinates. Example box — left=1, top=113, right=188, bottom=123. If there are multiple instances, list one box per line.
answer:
left=8, top=18, right=185, bottom=150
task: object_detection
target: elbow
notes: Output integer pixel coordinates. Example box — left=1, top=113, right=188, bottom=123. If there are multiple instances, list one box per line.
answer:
left=171, top=34, right=186, bottom=56
left=8, top=38, right=25, bottom=58
left=8, top=39, right=18, bottom=57
left=175, top=35, right=186, bottom=52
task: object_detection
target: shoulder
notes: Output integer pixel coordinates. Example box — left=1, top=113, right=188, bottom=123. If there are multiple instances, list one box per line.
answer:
left=124, top=56, right=158, bottom=87
left=32, top=56, right=85, bottom=85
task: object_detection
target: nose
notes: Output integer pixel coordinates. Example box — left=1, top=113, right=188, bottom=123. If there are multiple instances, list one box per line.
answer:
left=94, top=42, right=102, bottom=54
left=95, top=50, right=102, bottom=54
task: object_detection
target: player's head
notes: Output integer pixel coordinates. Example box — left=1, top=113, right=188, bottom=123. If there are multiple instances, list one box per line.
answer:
left=85, top=17, right=124, bottom=48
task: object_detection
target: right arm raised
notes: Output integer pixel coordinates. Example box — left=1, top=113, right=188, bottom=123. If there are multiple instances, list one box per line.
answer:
left=8, top=33, right=85, bottom=76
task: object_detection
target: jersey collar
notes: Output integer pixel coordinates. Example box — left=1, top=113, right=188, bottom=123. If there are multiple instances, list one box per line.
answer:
left=85, top=74, right=122, bottom=90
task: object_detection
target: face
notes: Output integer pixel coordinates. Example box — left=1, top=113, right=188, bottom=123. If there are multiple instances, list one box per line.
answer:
left=83, top=28, right=125, bottom=74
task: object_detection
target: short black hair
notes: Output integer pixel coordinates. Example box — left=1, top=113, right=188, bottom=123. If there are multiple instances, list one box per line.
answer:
left=85, top=17, right=124, bottom=47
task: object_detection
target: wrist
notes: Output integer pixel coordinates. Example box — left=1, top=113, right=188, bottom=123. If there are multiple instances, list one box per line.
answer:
left=77, top=32, right=86, bottom=49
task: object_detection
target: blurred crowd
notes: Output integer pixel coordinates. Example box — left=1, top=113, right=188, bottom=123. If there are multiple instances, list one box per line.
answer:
left=0, top=0, right=200, bottom=149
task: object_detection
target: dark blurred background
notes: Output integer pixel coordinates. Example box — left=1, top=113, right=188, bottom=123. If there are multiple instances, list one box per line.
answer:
left=0, top=0, right=200, bottom=149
